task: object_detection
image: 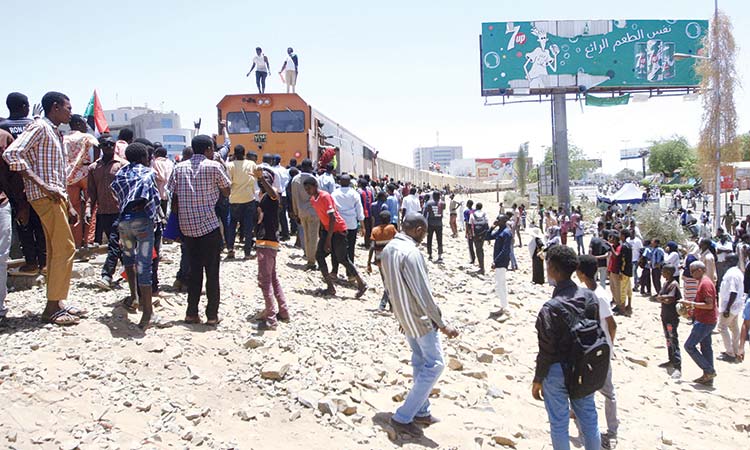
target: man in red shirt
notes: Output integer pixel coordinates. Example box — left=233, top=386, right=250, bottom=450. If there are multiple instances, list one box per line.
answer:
left=680, top=261, right=718, bottom=386
left=303, top=177, right=367, bottom=298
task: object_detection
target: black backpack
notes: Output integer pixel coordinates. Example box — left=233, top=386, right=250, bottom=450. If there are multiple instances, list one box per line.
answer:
left=549, top=289, right=610, bottom=399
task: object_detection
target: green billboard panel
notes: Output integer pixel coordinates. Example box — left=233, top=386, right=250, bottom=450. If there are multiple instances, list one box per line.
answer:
left=480, top=20, right=708, bottom=96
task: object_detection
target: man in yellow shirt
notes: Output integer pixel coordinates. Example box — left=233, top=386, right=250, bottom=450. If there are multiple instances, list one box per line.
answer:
left=226, top=145, right=257, bottom=259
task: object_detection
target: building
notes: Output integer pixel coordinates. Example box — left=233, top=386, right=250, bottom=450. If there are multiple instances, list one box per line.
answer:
left=413, top=146, right=463, bottom=171
left=103, top=106, right=194, bottom=157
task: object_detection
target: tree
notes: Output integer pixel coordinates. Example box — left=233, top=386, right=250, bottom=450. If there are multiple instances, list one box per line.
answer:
left=696, top=10, right=739, bottom=219
left=615, top=168, right=637, bottom=181
left=739, top=133, right=750, bottom=161
left=542, top=143, right=598, bottom=180
left=648, top=137, right=695, bottom=175
left=514, top=142, right=529, bottom=195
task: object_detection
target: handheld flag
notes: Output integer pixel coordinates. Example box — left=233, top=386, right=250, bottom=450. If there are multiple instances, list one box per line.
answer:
left=84, top=90, right=110, bottom=134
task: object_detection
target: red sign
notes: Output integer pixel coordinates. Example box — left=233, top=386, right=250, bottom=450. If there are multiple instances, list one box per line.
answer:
left=720, top=166, right=734, bottom=190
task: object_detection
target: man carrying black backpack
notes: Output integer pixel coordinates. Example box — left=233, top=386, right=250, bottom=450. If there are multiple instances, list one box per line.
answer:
left=532, top=245, right=608, bottom=450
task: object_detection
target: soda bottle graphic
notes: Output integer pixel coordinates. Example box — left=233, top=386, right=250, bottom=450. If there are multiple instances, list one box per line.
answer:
left=634, top=42, right=647, bottom=79
left=647, top=40, right=663, bottom=82
left=661, top=42, right=676, bottom=80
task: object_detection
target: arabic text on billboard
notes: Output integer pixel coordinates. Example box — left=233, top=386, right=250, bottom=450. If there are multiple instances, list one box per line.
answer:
left=481, top=20, right=708, bottom=96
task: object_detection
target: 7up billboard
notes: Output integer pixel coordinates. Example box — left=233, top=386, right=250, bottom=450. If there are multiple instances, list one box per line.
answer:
left=480, top=20, right=708, bottom=96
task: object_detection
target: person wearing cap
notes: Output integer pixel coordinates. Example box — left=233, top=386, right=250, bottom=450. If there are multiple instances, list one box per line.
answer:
left=290, top=159, right=319, bottom=269
left=88, top=134, right=127, bottom=289
left=64, top=114, right=99, bottom=249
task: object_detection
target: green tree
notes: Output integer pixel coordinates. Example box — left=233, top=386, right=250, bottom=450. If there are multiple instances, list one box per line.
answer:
left=514, top=142, right=529, bottom=195
left=648, top=137, right=695, bottom=175
left=542, top=143, right=598, bottom=180
left=615, top=168, right=637, bottom=181
left=739, top=133, right=750, bottom=161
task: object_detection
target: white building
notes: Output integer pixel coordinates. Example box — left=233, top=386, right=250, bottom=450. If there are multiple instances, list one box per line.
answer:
left=103, top=107, right=194, bottom=157
left=413, top=146, right=463, bottom=171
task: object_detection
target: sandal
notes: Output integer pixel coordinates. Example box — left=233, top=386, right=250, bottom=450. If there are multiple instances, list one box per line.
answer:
left=139, top=315, right=166, bottom=330
left=184, top=316, right=201, bottom=324
left=121, top=299, right=138, bottom=314
left=62, top=305, right=89, bottom=318
left=205, top=317, right=222, bottom=326
left=355, top=284, right=368, bottom=299
left=42, top=310, right=80, bottom=326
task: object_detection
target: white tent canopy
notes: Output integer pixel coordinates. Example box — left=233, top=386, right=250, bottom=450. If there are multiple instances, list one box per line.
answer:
left=599, top=183, right=646, bottom=204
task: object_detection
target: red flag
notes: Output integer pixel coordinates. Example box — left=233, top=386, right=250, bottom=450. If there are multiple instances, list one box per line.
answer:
left=84, top=90, right=110, bottom=134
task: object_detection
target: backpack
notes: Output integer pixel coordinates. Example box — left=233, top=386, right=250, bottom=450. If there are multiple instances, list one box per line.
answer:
left=549, top=290, right=611, bottom=399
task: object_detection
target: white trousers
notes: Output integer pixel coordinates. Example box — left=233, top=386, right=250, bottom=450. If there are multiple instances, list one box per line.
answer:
left=718, top=312, right=740, bottom=356
left=495, top=267, right=508, bottom=309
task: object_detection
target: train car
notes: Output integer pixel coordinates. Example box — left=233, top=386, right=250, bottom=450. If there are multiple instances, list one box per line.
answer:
left=216, top=93, right=490, bottom=190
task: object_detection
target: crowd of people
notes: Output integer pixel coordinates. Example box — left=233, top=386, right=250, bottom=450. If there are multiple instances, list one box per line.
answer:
left=2, top=90, right=750, bottom=450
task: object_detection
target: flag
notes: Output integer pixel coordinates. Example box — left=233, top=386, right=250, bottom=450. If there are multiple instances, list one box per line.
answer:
left=585, top=93, right=630, bottom=107
left=84, top=90, right=110, bottom=134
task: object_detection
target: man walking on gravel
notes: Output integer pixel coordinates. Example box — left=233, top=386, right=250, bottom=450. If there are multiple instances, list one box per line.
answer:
left=381, top=212, right=459, bottom=437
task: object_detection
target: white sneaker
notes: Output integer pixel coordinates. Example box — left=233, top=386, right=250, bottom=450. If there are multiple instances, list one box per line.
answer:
left=671, top=370, right=682, bottom=379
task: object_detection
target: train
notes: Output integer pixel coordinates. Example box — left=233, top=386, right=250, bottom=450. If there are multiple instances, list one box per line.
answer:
left=215, top=93, right=491, bottom=190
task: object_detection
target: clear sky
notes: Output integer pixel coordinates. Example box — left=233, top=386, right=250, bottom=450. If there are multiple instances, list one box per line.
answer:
left=1, top=0, right=747, bottom=174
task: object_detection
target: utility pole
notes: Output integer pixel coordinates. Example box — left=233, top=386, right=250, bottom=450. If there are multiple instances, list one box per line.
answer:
left=551, top=91, right=570, bottom=213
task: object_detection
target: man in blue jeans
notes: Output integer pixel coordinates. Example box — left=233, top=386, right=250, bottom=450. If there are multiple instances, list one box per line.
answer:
left=679, top=261, right=718, bottom=385
left=532, top=245, right=600, bottom=450
left=111, top=142, right=161, bottom=329
left=380, top=213, right=459, bottom=437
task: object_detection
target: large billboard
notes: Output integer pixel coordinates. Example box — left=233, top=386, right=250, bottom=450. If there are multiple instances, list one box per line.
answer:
left=481, top=20, right=708, bottom=96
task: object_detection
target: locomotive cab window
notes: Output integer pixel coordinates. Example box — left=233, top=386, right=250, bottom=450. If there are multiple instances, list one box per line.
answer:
left=272, top=110, right=305, bottom=133
left=226, top=112, right=260, bottom=134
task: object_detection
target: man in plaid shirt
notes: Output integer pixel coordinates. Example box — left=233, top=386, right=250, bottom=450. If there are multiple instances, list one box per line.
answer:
left=168, top=135, right=231, bottom=325
left=2, top=91, right=82, bottom=326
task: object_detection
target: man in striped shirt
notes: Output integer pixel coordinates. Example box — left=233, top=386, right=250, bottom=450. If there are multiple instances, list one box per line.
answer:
left=380, top=212, right=459, bottom=437
left=2, top=92, right=82, bottom=326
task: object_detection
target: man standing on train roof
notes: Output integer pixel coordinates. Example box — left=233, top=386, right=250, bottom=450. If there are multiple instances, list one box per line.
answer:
left=279, top=47, right=299, bottom=94
left=246, top=47, right=270, bottom=94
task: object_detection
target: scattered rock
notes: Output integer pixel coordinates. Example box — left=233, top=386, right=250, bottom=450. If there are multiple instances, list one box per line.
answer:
left=493, top=434, right=517, bottom=448
left=143, top=338, right=166, bottom=353
left=463, top=370, right=488, bottom=380
left=297, top=390, right=323, bottom=409
left=244, top=337, right=264, bottom=349
left=261, top=362, right=289, bottom=380
left=448, top=358, right=464, bottom=371
left=477, top=351, right=494, bottom=363
left=318, top=398, right=337, bottom=416
left=626, top=356, right=649, bottom=367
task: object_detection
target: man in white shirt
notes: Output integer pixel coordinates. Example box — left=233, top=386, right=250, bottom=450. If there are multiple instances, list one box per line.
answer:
left=714, top=229, right=733, bottom=285
left=717, top=254, right=744, bottom=362
left=279, top=47, right=298, bottom=94
left=332, top=175, right=364, bottom=280
left=272, top=154, right=291, bottom=241
left=317, top=163, right=336, bottom=194
left=401, top=187, right=421, bottom=223
left=577, top=255, right=619, bottom=448
left=627, top=234, right=643, bottom=293
left=259, top=154, right=282, bottom=194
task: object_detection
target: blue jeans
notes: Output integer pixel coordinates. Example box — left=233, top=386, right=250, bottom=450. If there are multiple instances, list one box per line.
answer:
left=393, top=330, right=444, bottom=424
left=117, top=212, right=155, bottom=287
left=542, top=363, right=600, bottom=450
left=684, top=321, right=716, bottom=374
left=228, top=201, right=257, bottom=255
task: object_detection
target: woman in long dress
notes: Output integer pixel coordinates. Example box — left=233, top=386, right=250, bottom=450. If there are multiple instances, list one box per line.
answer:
left=528, top=228, right=546, bottom=285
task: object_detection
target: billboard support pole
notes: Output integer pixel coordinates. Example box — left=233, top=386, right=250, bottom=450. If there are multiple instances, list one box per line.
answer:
left=552, top=92, right=570, bottom=214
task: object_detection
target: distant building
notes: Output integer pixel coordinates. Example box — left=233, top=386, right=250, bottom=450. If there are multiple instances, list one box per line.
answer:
left=413, top=146, right=463, bottom=171
left=448, top=156, right=533, bottom=182
left=103, top=106, right=194, bottom=157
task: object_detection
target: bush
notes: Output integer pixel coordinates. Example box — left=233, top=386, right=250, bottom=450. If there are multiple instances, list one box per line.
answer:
left=503, top=191, right=528, bottom=207
left=634, top=203, right=688, bottom=246
left=657, top=184, right=695, bottom=193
